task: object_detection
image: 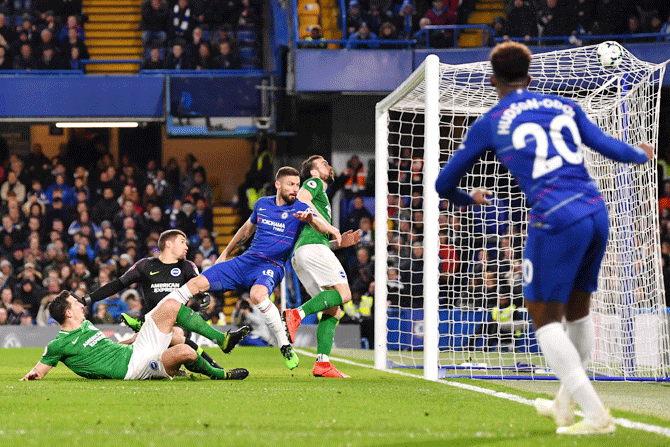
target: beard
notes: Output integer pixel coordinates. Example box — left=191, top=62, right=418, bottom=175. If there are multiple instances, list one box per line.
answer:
left=281, top=191, right=297, bottom=204
left=322, top=171, right=334, bottom=185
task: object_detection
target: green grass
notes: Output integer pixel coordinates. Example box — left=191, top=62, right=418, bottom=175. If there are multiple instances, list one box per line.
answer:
left=1, top=347, right=669, bottom=447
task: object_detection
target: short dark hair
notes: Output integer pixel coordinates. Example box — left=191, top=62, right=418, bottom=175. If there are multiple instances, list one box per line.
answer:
left=158, top=229, right=186, bottom=251
left=49, top=290, right=72, bottom=325
left=490, top=41, right=532, bottom=83
left=301, top=155, right=322, bottom=181
left=275, top=166, right=300, bottom=181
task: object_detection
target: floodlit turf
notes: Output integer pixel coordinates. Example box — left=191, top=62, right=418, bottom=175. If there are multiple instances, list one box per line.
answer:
left=1, top=347, right=670, bottom=447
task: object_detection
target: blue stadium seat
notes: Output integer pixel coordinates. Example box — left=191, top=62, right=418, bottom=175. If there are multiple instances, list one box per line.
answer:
left=237, top=29, right=257, bottom=44
left=238, top=46, right=258, bottom=62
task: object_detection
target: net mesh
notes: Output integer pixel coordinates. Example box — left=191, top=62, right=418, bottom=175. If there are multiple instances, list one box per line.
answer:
left=384, top=44, right=669, bottom=379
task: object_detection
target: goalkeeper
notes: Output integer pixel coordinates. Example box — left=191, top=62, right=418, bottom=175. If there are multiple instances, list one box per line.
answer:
left=83, top=229, right=224, bottom=370
left=435, top=42, right=653, bottom=435
left=21, top=290, right=250, bottom=381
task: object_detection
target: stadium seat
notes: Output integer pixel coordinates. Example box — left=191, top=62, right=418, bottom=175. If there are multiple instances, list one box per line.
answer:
left=173, top=91, right=210, bottom=127
left=237, top=30, right=257, bottom=44
left=298, top=3, right=320, bottom=16
left=299, top=15, right=319, bottom=29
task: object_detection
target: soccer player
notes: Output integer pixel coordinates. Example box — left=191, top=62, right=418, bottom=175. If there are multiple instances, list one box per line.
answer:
left=21, top=290, right=250, bottom=381
left=84, top=229, right=224, bottom=370
left=160, top=166, right=341, bottom=369
left=435, top=42, right=653, bottom=435
left=282, top=156, right=361, bottom=378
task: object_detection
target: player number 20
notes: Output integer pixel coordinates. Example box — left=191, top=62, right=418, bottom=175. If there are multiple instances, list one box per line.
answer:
left=512, top=114, right=584, bottom=179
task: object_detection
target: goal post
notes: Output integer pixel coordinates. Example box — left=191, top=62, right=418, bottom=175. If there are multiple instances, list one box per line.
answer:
left=374, top=45, right=670, bottom=381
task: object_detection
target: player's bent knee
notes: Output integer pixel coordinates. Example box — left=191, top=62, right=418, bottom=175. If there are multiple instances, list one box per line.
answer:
left=172, top=327, right=185, bottom=345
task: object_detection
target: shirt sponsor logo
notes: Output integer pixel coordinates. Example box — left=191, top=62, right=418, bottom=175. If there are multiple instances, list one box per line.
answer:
left=260, top=218, right=286, bottom=232
left=83, top=332, right=106, bottom=348
left=171, top=268, right=181, bottom=277
left=151, top=282, right=181, bottom=293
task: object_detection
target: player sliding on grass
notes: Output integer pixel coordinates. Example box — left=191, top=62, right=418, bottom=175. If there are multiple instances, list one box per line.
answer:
left=21, top=290, right=250, bottom=381
left=83, top=229, right=226, bottom=370
left=160, top=166, right=341, bottom=370
left=435, top=42, right=653, bottom=435
left=283, top=156, right=361, bottom=378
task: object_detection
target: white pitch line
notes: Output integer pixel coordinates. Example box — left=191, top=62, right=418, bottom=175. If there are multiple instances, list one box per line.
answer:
left=296, top=349, right=670, bottom=438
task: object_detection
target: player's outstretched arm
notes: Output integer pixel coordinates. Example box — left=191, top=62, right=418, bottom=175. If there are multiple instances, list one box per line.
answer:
left=87, top=278, right=127, bottom=305
left=21, top=362, right=52, bottom=381
left=217, top=218, right=256, bottom=263
left=294, top=210, right=342, bottom=246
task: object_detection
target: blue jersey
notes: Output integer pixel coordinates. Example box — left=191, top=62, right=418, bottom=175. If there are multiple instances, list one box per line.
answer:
left=246, top=196, right=310, bottom=266
left=435, top=89, right=647, bottom=231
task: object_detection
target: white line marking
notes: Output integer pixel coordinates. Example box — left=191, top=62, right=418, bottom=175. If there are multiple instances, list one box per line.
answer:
left=296, top=349, right=670, bottom=438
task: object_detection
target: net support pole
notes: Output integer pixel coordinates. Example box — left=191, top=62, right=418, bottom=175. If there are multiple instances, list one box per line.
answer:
left=374, top=109, right=389, bottom=371
left=423, top=54, right=441, bottom=381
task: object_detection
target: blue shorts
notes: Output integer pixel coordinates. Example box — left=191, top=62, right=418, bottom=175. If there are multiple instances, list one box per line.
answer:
left=201, top=254, right=284, bottom=295
left=522, top=207, right=609, bottom=304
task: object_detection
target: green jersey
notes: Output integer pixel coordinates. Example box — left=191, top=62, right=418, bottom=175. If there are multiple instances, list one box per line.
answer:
left=40, top=320, right=133, bottom=379
left=294, top=177, right=331, bottom=250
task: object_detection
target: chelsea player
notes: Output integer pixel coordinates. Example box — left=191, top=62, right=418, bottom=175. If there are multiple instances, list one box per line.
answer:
left=161, top=167, right=341, bottom=370
left=435, top=42, right=653, bottom=435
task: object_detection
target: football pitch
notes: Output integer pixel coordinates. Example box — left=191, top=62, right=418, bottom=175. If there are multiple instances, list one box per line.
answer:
left=2, top=347, right=670, bottom=447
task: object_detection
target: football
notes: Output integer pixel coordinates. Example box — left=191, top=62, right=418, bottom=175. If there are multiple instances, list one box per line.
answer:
left=597, top=41, right=623, bottom=68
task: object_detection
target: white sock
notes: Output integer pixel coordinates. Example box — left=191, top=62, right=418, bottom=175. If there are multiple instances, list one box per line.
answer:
left=164, top=284, right=193, bottom=305
left=566, top=314, right=594, bottom=369
left=536, top=322, right=606, bottom=422
left=256, top=298, right=290, bottom=347
left=297, top=307, right=306, bottom=320
left=316, top=354, right=329, bottom=363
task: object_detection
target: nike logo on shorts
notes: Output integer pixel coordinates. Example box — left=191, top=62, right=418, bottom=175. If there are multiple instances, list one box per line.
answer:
left=149, top=271, right=160, bottom=275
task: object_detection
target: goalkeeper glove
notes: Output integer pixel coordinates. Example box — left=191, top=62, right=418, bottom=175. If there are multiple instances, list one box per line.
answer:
left=77, top=294, right=92, bottom=308
left=195, top=292, right=211, bottom=310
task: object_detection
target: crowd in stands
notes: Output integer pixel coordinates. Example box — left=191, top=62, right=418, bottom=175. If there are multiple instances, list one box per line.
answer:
left=337, top=0, right=670, bottom=49
left=0, top=140, right=223, bottom=327
left=0, top=1, right=87, bottom=70
left=492, top=0, right=670, bottom=45
left=140, top=0, right=262, bottom=70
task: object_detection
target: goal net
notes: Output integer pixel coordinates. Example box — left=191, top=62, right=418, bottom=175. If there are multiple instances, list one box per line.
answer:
left=374, top=44, right=670, bottom=381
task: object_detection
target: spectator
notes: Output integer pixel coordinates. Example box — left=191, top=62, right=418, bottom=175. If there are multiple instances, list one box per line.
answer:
left=0, top=45, right=10, bottom=69
left=351, top=246, right=374, bottom=295
left=302, top=25, right=326, bottom=49
left=236, top=0, right=258, bottom=30
left=61, top=26, right=89, bottom=61
left=386, top=266, right=405, bottom=307
left=424, top=0, right=458, bottom=48
left=113, top=199, right=146, bottom=237
left=590, top=0, right=623, bottom=35
left=538, top=0, right=570, bottom=37
left=358, top=216, right=373, bottom=247
left=15, top=277, right=44, bottom=319
left=1, top=170, right=26, bottom=204
left=394, top=0, right=420, bottom=39
left=91, top=186, right=121, bottom=225
left=46, top=173, right=76, bottom=206
left=7, top=298, right=29, bottom=324
left=0, top=306, right=7, bottom=324
left=189, top=195, right=213, bottom=233
left=505, top=0, right=537, bottom=43
left=37, top=46, right=64, bottom=70
left=58, top=15, right=84, bottom=44
left=187, top=26, right=206, bottom=57
left=412, top=17, right=432, bottom=47
left=13, top=42, right=36, bottom=69
left=649, top=13, right=663, bottom=34
left=0, top=12, right=14, bottom=43
left=379, top=21, right=401, bottom=48
left=164, top=40, right=192, bottom=69
left=573, top=0, right=594, bottom=35
left=92, top=293, right=127, bottom=323
left=90, top=301, right=113, bottom=324
left=345, top=196, right=373, bottom=233
left=165, top=197, right=188, bottom=230
left=335, top=155, right=367, bottom=199
left=172, top=0, right=192, bottom=42
left=193, top=41, right=213, bottom=70
left=662, top=12, right=670, bottom=41
left=346, top=1, right=369, bottom=36
left=212, top=40, right=238, bottom=69
left=140, top=0, right=169, bottom=48
left=626, top=14, right=642, bottom=36
left=145, top=205, right=167, bottom=235
left=232, top=295, right=272, bottom=346
left=367, top=5, right=386, bottom=36
left=347, top=21, right=379, bottom=49
left=487, top=16, right=507, bottom=46
left=185, top=167, right=213, bottom=204
left=24, top=143, right=51, bottom=185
